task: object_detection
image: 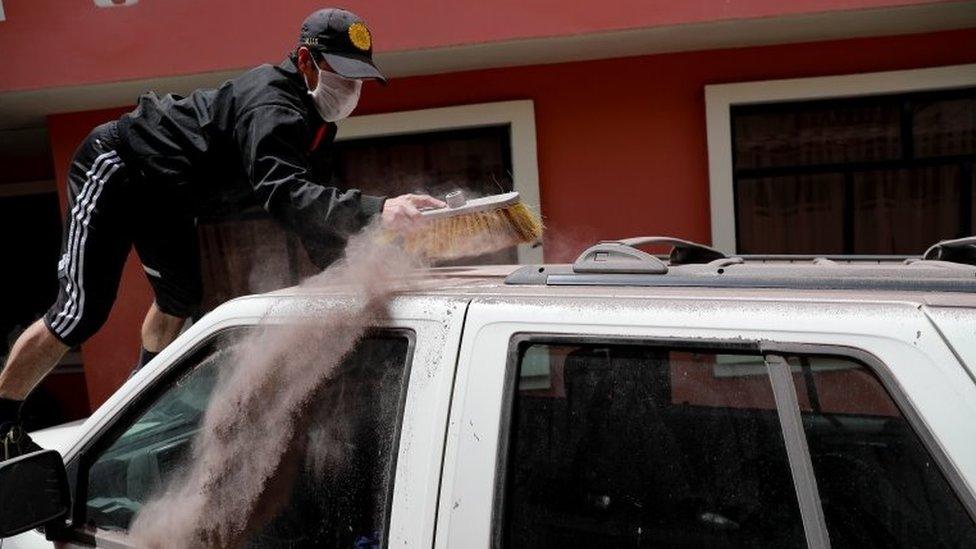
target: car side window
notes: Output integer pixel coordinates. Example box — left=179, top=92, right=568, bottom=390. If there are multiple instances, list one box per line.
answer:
left=85, top=330, right=245, bottom=531
left=82, top=330, right=412, bottom=548
left=785, top=354, right=976, bottom=548
left=501, top=343, right=807, bottom=548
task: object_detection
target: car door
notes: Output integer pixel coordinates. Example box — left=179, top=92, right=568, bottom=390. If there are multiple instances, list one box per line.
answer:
left=6, top=294, right=467, bottom=549
left=436, top=294, right=976, bottom=548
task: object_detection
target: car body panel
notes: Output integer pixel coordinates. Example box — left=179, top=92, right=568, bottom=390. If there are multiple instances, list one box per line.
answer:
left=435, top=295, right=976, bottom=548
left=5, top=266, right=976, bottom=547
left=7, top=292, right=469, bottom=549
left=28, top=419, right=87, bottom=456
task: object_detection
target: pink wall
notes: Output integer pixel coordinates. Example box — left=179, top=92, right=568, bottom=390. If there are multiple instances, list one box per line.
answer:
left=0, top=0, right=950, bottom=92
left=45, top=29, right=976, bottom=410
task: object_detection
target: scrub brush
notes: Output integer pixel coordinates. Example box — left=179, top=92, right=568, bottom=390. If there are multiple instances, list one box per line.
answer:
left=401, top=190, right=543, bottom=260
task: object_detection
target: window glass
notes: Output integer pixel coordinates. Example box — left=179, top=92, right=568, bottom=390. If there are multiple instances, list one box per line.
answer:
left=734, top=100, right=901, bottom=170
left=731, top=87, right=976, bottom=254
left=502, top=343, right=805, bottom=548
left=913, top=95, right=976, bottom=157
left=851, top=165, right=964, bottom=254
left=786, top=355, right=976, bottom=548
left=84, top=331, right=411, bottom=548
left=735, top=173, right=845, bottom=254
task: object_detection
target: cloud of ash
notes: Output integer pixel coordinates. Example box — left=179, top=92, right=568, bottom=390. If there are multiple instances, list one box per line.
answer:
left=128, top=225, right=424, bottom=548
left=125, top=198, right=544, bottom=547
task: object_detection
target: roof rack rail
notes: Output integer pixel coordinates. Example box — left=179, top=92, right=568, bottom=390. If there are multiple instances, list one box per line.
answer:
left=923, top=236, right=976, bottom=267
left=620, top=236, right=727, bottom=265
left=571, top=236, right=726, bottom=274
left=573, top=241, right=668, bottom=274
left=505, top=233, right=976, bottom=288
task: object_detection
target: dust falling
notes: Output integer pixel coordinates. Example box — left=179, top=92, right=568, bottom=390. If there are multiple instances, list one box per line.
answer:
left=128, top=226, right=424, bottom=548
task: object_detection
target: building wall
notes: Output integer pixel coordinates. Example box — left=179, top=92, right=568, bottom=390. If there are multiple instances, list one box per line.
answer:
left=46, top=28, right=976, bottom=410
left=0, top=0, right=945, bottom=93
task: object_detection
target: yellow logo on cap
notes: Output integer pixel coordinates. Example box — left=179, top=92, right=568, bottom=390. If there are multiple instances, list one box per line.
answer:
left=348, top=22, right=372, bottom=51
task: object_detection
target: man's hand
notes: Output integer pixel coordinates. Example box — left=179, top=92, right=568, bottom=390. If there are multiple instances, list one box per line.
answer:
left=381, top=194, right=446, bottom=233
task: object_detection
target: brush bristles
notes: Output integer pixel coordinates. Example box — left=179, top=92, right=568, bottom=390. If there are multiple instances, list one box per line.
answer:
left=399, top=202, right=543, bottom=260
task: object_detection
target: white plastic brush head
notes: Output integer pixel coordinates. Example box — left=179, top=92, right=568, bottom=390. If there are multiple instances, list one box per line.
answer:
left=420, top=191, right=521, bottom=220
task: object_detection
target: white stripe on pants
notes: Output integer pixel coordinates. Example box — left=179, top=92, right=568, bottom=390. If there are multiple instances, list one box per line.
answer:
left=50, top=152, right=122, bottom=336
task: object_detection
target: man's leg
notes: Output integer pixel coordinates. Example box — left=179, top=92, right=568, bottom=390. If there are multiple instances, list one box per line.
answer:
left=131, top=191, right=202, bottom=373
left=0, top=322, right=68, bottom=459
left=0, top=321, right=69, bottom=401
left=135, top=302, right=187, bottom=369
left=1, top=122, right=132, bottom=460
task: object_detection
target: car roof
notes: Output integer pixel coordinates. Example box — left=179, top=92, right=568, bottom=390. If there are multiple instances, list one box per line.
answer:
left=264, top=262, right=976, bottom=308
left=263, top=236, right=976, bottom=308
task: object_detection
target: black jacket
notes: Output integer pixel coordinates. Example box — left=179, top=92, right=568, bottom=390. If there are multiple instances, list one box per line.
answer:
left=116, top=57, right=385, bottom=268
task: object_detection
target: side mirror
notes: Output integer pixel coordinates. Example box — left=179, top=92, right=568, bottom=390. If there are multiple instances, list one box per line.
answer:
left=0, top=450, right=70, bottom=538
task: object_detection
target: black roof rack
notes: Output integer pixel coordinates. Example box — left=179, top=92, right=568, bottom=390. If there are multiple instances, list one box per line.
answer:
left=505, top=234, right=976, bottom=293
left=923, top=236, right=976, bottom=267
left=570, top=236, right=726, bottom=275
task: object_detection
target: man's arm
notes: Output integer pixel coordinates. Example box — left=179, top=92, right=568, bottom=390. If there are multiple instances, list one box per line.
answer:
left=235, top=105, right=445, bottom=266
left=234, top=105, right=384, bottom=265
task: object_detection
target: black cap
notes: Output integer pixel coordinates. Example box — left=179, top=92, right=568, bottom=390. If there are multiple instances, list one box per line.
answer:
left=299, top=8, right=386, bottom=83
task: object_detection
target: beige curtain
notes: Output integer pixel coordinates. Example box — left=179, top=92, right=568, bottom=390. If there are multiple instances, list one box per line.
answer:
left=736, top=174, right=845, bottom=254
left=853, top=166, right=962, bottom=255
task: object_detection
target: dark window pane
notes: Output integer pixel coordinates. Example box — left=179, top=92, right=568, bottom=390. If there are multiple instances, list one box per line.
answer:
left=0, top=192, right=62, bottom=355
left=86, top=329, right=251, bottom=530
left=736, top=174, right=845, bottom=254
left=502, top=344, right=805, bottom=548
left=251, top=334, right=410, bottom=548
left=732, top=88, right=976, bottom=254
left=787, top=356, right=976, bottom=548
left=852, top=166, right=963, bottom=254
left=971, top=166, right=976, bottom=234
left=733, top=101, right=901, bottom=170
left=84, top=331, right=411, bottom=549
left=334, top=125, right=515, bottom=266
left=913, top=93, right=976, bottom=158
left=198, top=217, right=307, bottom=311
left=334, top=126, right=512, bottom=200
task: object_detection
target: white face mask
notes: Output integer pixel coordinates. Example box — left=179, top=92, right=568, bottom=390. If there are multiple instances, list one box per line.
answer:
left=308, top=60, right=362, bottom=122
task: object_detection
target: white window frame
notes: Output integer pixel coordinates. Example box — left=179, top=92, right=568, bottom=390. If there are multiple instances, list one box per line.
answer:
left=336, top=100, right=543, bottom=263
left=705, top=63, right=976, bottom=254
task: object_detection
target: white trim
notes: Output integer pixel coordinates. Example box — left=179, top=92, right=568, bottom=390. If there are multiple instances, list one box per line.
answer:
left=337, top=100, right=543, bottom=263
left=705, top=63, right=976, bottom=253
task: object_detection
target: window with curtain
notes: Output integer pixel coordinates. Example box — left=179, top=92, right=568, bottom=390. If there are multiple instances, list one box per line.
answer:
left=196, top=125, right=513, bottom=312
left=732, top=87, right=976, bottom=255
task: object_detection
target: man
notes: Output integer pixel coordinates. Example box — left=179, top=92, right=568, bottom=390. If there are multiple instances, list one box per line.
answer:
left=0, top=8, right=444, bottom=460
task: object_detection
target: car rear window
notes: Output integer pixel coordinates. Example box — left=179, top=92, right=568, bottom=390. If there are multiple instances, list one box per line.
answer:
left=498, top=341, right=976, bottom=548
left=785, top=354, right=976, bottom=548
left=500, top=343, right=806, bottom=547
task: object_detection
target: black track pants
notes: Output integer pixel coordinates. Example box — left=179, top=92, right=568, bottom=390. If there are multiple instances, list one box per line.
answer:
left=43, top=122, right=202, bottom=347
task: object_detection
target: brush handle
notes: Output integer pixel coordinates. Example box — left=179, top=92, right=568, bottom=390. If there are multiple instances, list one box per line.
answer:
left=420, top=191, right=522, bottom=220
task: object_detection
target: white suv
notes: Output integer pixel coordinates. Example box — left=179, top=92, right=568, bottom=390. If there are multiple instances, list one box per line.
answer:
left=2, top=236, right=975, bottom=548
